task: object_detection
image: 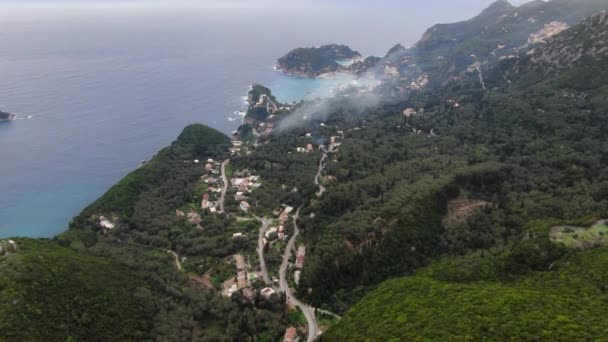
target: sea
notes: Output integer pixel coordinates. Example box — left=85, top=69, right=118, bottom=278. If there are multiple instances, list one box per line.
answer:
left=0, top=1, right=452, bottom=238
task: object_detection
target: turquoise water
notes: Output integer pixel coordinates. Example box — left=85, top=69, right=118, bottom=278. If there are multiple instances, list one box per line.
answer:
left=0, top=6, right=383, bottom=239
left=271, top=72, right=378, bottom=103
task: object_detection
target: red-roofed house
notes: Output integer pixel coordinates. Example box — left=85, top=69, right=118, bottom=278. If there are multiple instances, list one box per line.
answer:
left=201, top=193, right=210, bottom=209
left=283, top=327, right=297, bottom=342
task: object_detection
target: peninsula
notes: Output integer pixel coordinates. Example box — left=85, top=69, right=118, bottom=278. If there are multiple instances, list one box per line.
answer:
left=276, top=44, right=361, bottom=77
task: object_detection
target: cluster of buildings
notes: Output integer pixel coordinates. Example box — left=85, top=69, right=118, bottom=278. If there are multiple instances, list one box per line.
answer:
left=221, top=255, right=281, bottom=306
left=200, top=158, right=224, bottom=214
left=229, top=139, right=252, bottom=157
left=222, top=254, right=256, bottom=301
left=229, top=170, right=262, bottom=213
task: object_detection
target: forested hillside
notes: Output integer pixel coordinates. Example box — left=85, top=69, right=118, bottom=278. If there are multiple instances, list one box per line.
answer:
left=294, top=9, right=608, bottom=314
left=324, top=220, right=608, bottom=340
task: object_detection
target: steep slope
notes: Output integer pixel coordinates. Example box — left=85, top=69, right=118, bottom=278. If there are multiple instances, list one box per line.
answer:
left=528, top=10, right=608, bottom=71
left=78, top=124, right=230, bottom=218
left=0, top=239, right=153, bottom=341
left=364, top=0, right=608, bottom=91
left=5, top=125, right=288, bottom=341
left=324, top=223, right=608, bottom=341
left=294, top=7, right=608, bottom=314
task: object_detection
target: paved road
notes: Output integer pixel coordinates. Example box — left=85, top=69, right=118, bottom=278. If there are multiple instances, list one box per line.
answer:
left=167, top=250, right=182, bottom=271
left=257, top=218, right=273, bottom=285
left=314, top=153, right=327, bottom=197
left=279, top=207, right=319, bottom=342
left=219, top=159, right=229, bottom=213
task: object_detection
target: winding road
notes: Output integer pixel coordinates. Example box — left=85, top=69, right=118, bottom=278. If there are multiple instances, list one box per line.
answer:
left=255, top=140, right=340, bottom=340
left=257, top=218, right=273, bottom=285
left=219, top=159, right=229, bottom=213
left=279, top=207, right=319, bottom=342
left=167, top=250, right=182, bottom=271
left=314, top=153, right=328, bottom=197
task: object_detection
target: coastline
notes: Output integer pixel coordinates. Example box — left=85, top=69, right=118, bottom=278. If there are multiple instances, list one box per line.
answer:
left=0, top=112, right=16, bottom=122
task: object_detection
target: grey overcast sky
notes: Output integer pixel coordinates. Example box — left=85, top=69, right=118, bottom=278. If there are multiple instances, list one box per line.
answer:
left=0, top=0, right=540, bottom=54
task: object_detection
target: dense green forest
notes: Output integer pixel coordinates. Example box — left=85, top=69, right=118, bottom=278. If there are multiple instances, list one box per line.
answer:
left=277, top=44, right=361, bottom=77
left=323, top=220, right=608, bottom=340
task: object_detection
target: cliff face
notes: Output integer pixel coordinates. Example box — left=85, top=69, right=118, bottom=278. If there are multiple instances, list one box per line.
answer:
left=529, top=10, right=608, bottom=71
left=276, top=44, right=361, bottom=77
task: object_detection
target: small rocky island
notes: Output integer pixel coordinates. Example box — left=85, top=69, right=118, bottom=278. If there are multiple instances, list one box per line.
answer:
left=276, top=44, right=361, bottom=77
left=0, top=110, right=16, bottom=122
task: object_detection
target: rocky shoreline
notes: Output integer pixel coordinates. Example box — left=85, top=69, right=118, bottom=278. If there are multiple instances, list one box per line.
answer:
left=0, top=110, right=16, bottom=122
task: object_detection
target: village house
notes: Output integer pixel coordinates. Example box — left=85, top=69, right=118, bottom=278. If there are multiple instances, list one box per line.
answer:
left=283, top=327, right=297, bottom=342
left=260, top=287, right=276, bottom=300
left=265, top=227, right=278, bottom=240
left=294, top=270, right=301, bottom=285
left=235, top=254, right=246, bottom=270
left=306, top=143, right=314, bottom=153
left=187, top=210, right=201, bottom=225
left=175, top=210, right=185, bottom=217
left=232, top=232, right=245, bottom=240
left=237, top=271, right=248, bottom=289
left=279, top=212, right=289, bottom=224
left=238, top=182, right=250, bottom=193
left=205, top=163, right=213, bottom=172
left=240, top=201, right=251, bottom=212
left=201, top=193, right=210, bottom=209
left=222, top=276, right=238, bottom=297
left=205, top=177, right=219, bottom=185
left=232, top=140, right=243, bottom=147
left=277, top=226, right=285, bottom=240
left=295, top=246, right=306, bottom=269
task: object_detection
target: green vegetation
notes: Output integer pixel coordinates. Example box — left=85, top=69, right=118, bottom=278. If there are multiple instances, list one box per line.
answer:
left=175, top=123, right=231, bottom=155
left=6, top=3, right=608, bottom=340
left=22, top=124, right=290, bottom=340
left=79, top=124, right=229, bottom=218
left=277, top=44, right=361, bottom=77
left=248, top=84, right=277, bottom=104
left=324, top=222, right=608, bottom=341
left=0, top=239, right=152, bottom=341
left=551, top=221, right=608, bottom=249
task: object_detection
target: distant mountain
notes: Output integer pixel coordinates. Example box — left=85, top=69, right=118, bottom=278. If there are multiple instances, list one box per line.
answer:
left=311, top=7, right=608, bottom=339
left=356, top=0, right=608, bottom=92
left=528, top=10, right=608, bottom=72
left=484, top=9, right=608, bottom=89
left=276, top=44, right=361, bottom=77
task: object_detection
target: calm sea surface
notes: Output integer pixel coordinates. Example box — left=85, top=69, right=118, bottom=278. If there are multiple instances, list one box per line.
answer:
left=0, top=3, right=420, bottom=238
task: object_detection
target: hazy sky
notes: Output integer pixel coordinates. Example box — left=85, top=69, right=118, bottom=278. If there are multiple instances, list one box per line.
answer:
left=0, top=0, right=538, bottom=54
